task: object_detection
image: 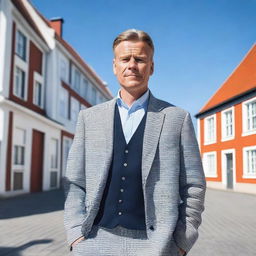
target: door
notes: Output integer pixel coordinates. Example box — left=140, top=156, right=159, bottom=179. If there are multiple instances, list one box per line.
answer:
left=226, top=153, right=233, bottom=189
left=30, top=129, right=44, bottom=192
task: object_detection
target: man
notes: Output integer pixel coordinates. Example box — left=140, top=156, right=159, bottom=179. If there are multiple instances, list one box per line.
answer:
left=64, top=29, right=206, bottom=256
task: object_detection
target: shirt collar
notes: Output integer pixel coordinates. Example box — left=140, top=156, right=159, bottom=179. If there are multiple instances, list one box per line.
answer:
left=116, top=89, right=149, bottom=111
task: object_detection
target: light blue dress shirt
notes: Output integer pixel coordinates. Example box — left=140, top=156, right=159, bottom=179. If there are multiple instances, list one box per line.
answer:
left=116, top=90, right=149, bottom=144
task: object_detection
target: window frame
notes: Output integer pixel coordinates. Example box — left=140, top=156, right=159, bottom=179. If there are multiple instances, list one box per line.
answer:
left=203, top=151, right=217, bottom=178
left=59, top=87, right=69, bottom=119
left=33, top=72, right=44, bottom=108
left=204, top=114, right=216, bottom=145
left=12, top=127, right=26, bottom=191
left=221, top=106, right=235, bottom=141
left=243, top=145, right=256, bottom=178
left=70, top=96, right=80, bottom=122
left=13, top=66, right=26, bottom=100
left=15, top=29, right=27, bottom=61
left=242, top=97, right=256, bottom=136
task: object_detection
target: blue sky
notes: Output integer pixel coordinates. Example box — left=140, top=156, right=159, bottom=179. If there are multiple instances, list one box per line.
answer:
left=32, top=0, right=256, bottom=127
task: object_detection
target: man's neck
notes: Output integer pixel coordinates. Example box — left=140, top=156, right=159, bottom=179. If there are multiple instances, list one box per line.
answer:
left=119, top=88, right=148, bottom=107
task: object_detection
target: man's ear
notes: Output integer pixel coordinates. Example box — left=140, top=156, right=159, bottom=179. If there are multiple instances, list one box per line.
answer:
left=113, top=58, right=117, bottom=75
left=150, top=61, right=154, bottom=76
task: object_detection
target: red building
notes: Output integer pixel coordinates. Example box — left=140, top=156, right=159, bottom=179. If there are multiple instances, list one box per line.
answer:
left=196, top=44, right=256, bottom=194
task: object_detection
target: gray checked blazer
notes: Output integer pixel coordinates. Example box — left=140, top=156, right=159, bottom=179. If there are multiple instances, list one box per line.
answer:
left=64, top=91, right=206, bottom=254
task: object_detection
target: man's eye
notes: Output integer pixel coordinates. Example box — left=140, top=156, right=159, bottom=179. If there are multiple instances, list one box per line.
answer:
left=135, top=58, right=144, bottom=62
left=122, top=58, right=129, bottom=62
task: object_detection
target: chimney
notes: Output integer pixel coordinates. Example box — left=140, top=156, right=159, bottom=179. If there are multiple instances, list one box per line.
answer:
left=50, top=17, right=64, bottom=37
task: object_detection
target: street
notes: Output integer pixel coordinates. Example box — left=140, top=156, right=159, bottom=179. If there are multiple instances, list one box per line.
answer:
left=0, top=188, right=255, bottom=256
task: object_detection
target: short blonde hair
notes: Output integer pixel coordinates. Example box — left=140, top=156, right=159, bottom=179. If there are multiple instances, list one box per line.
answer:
left=113, top=29, right=154, bottom=54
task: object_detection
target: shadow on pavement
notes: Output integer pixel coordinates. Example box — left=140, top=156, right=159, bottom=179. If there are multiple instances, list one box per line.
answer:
left=0, top=189, right=65, bottom=219
left=0, top=239, right=53, bottom=256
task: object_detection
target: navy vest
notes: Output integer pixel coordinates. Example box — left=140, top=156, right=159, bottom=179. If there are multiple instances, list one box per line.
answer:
left=94, top=104, right=147, bottom=230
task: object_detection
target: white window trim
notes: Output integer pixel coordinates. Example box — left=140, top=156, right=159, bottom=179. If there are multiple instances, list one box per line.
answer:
left=204, top=114, right=216, bottom=145
left=242, top=96, right=256, bottom=137
left=11, top=127, right=27, bottom=191
left=221, top=149, right=236, bottom=188
left=221, top=106, right=235, bottom=142
left=33, top=71, right=44, bottom=108
left=203, top=151, right=217, bottom=178
left=243, top=145, right=256, bottom=178
left=13, top=58, right=28, bottom=101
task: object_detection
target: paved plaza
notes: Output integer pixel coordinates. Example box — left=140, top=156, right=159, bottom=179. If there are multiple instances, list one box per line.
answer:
left=0, top=188, right=255, bottom=256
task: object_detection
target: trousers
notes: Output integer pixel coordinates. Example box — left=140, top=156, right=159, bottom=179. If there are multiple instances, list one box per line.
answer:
left=72, top=225, right=182, bottom=256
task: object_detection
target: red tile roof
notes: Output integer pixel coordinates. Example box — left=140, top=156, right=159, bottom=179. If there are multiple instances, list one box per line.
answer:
left=198, top=44, right=256, bottom=114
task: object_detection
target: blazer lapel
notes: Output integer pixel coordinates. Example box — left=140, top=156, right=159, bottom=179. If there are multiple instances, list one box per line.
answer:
left=142, top=92, right=165, bottom=187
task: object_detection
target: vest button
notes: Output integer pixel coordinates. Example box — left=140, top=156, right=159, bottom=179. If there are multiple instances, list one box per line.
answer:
left=125, top=149, right=129, bottom=153
left=121, top=176, right=126, bottom=181
left=120, top=188, right=124, bottom=192
left=118, top=199, right=122, bottom=203
left=123, top=163, right=128, bottom=167
left=118, top=211, right=122, bottom=215
left=149, top=225, right=154, bottom=231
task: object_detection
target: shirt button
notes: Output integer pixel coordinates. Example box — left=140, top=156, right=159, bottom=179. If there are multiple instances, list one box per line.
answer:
left=121, top=176, right=126, bottom=181
left=124, top=163, right=128, bottom=167
left=120, top=188, right=124, bottom=192
left=125, top=149, right=129, bottom=154
left=118, top=199, right=122, bottom=203
left=118, top=211, right=122, bottom=215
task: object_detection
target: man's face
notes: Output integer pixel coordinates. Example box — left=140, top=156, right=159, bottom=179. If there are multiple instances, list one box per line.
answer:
left=113, top=40, right=154, bottom=93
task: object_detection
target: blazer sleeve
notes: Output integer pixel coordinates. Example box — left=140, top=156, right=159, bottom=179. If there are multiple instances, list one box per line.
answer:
left=63, top=111, right=86, bottom=247
left=173, top=112, right=206, bottom=254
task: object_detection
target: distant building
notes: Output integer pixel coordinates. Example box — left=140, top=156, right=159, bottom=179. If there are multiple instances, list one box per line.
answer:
left=0, top=0, right=113, bottom=197
left=196, top=44, right=256, bottom=194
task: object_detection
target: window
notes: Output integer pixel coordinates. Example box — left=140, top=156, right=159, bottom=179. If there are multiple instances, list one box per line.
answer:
left=221, top=108, right=234, bottom=141
left=204, top=115, right=216, bottom=144
left=243, top=146, right=256, bottom=178
left=14, top=66, right=25, bottom=99
left=50, top=139, right=58, bottom=169
left=91, top=87, right=97, bottom=105
left=60, top=57, right=68, bottom=82
left=246, top=101, right=256, bottom=131
left=203, top=152, right=217, bottom=177
left=242, top=97, right=256, bottom=136
left=73, top=69, right=80, bottom=92
left=50, top=138, right=58, bottom=188
left=59, top=87, right=68, bottom=118
left=33, top=81, right=42, bottom=107
left=71, top=97, right=80, bottom=122
left=13, top=128, right=26, bottom=190
left=81, top=78, right=88, bottom=99
left=16, top=30, right=27, bottom=61
left=14, top=145, right=25, bottom=165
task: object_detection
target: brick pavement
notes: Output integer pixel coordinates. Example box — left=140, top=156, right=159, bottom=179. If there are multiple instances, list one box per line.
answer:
left=0, top=188, right=255, bottom=256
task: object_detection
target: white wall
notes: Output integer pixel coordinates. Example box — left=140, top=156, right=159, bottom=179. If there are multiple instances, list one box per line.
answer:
left=0, top=106, right=9, bottom=193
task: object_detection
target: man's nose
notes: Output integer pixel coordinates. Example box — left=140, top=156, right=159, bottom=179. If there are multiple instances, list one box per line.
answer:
left=128, top=58, right=137, bottom=69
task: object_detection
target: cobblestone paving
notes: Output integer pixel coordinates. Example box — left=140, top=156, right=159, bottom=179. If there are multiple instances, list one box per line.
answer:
left=0, top=188, right=255, bottom=256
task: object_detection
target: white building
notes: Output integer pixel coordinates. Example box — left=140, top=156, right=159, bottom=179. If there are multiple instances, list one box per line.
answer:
left=0, top=0, right=113, bottom=197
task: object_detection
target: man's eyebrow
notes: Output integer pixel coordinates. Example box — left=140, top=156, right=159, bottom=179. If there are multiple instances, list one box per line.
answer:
left=119, top=54, right=148, bottom=58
